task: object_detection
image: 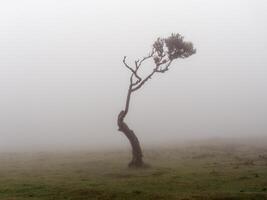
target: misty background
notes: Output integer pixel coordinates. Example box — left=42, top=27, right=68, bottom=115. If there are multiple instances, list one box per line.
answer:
left=0, top=0, right=266, bottom=151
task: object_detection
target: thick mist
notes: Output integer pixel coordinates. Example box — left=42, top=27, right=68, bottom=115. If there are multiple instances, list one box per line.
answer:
left=0, top=0, right=266, bottom=151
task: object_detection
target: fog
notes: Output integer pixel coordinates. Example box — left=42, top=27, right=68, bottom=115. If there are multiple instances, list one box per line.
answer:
left=0, top=0, right=266, bottom=151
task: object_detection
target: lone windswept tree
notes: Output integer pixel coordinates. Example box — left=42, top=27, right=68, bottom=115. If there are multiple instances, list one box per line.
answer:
left=118, top=33, right=196, bottom=168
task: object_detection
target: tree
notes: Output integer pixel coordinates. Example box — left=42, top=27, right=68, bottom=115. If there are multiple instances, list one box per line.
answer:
left=118, top=33, right=196, bottom=168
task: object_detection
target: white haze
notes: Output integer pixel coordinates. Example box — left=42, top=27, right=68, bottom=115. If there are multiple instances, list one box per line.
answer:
left=0, top=0, right=266, bottom=151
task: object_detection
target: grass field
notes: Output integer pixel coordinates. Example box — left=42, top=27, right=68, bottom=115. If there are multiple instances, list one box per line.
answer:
left=0, top=140, right=267, bottom=200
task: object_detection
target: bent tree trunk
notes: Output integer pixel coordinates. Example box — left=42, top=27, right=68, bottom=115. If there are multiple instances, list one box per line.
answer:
left=117, top=111, right=144, bottom=168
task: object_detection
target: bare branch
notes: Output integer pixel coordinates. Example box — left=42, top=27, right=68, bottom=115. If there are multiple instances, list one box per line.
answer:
left=131, top=69, right=156, bottom=92
left=123, top=56, right=135, bottom=73
left=131, top=60, right=173, bottom=92
left=123, top=56, right=142, bottom=82
left=136, top=50, right=155, bottom=68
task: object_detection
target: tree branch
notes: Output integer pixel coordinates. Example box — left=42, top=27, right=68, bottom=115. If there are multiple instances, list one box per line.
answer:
left=131, top=59, right=173, bottom=92
left=155, top=60, right=173, bottom=73
left=123, top=56, right=135, bottom=73
left=123, top=56, right=142, bottom=82
left=131, top=69, right=156, bottom=92
left=135, top=50, right=155, bottom=68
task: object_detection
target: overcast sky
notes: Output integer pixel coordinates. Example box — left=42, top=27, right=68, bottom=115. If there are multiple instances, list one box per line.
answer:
left=0, top=0, right=266, bottom=151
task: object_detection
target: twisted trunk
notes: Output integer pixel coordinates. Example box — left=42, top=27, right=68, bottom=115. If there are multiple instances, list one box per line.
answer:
left=117, top=86, right=144, bottom=168
left=117, top=111, right=144, bottom=167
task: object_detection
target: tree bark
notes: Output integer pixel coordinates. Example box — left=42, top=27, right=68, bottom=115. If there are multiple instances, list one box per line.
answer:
left=117, top=110, right=144, bottom=168
left=117, top=85, right=144, bottom=168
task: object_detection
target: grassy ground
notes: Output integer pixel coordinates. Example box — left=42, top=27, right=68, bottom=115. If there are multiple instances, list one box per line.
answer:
left=0, top=141, right=267, bottom=200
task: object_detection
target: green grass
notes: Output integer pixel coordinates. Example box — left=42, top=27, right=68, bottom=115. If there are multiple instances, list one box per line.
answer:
left=0, top=142, right=267, bottom=199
